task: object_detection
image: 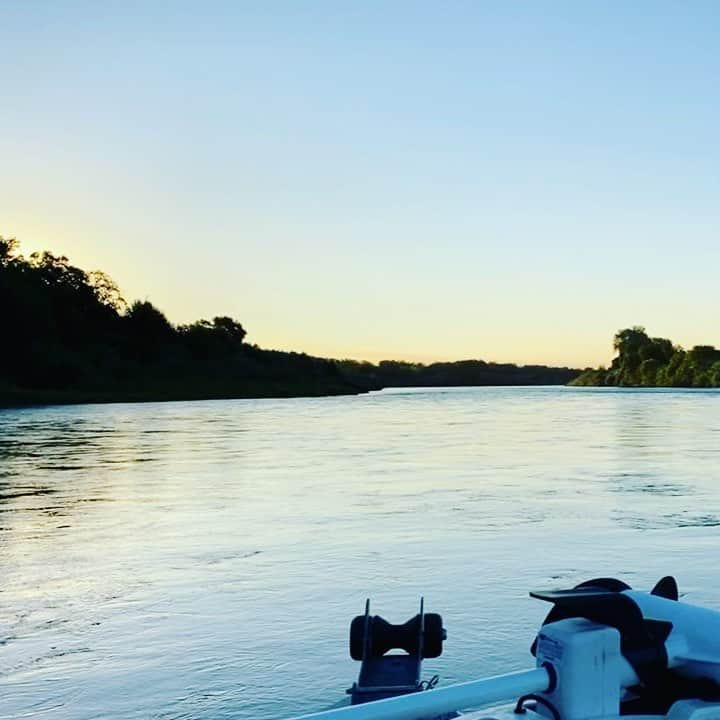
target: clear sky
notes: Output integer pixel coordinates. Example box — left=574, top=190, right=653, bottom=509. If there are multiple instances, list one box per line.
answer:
left=2, top=2, right=719, bottom=367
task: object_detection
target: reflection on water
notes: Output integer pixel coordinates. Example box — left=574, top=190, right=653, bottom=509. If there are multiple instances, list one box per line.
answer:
left=1, top=388, right=720, bottom=719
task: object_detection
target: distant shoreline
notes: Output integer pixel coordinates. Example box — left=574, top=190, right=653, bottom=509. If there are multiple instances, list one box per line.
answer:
left=571, top=327, right=720, bottom=388
left=0, top=379, right=583, bottom=409
left=0, top=369, right=582, bottom=409
left=0, top=237, right=581, bottom=408
left=0, top=381, right=371, bottom=409
left=7, top=383, right=720, bottom=410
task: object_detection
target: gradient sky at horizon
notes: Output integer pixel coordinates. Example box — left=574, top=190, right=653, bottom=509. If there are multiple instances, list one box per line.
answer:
left=2, top=1, right=719, bottom=367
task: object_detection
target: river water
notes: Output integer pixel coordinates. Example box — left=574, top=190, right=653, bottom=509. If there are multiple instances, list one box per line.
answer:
left=1, top=387, right=720, bottom=720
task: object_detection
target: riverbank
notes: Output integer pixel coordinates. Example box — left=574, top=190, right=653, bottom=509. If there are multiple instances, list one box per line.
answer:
left=1, top=237, right=580, bottom=408
left=570, top=327, right=720, bottom=388
left=1, top=361, right=580, bottom=410
left=0, top=379, right=374, bottom=408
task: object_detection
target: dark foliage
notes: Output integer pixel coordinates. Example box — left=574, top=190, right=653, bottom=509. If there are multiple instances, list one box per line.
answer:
left=0, top=237, right=359, bottom=404
left=338, top=358, right=578, bottom=388
left=1, top=236, right=579, bottom=406
left=571, top=326, right=720, bottom=388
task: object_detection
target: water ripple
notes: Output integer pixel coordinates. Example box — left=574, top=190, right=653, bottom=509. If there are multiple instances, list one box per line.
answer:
left=1, top=388, right=720, bottom=719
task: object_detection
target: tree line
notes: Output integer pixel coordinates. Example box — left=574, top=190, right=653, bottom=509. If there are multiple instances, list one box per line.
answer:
left=0, top=237, right=362, bottom=403
left=338, top=358, right=577, bottom=387
left=0, top=236, right=578, bottom=406
left=571, top=326, right=720, bottom=387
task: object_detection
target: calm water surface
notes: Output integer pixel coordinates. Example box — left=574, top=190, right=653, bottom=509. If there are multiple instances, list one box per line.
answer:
left=2, top=387, right=720, bottom=720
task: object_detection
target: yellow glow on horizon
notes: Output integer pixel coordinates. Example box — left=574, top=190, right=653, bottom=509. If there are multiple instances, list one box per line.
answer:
left=3, top=219, right=714, bottom=373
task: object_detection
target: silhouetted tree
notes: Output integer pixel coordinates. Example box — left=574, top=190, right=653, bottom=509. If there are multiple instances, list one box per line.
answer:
left=0, top=236, right=20, bottom=265
left=573, top=328, right=720, bottom=388
left=212, top=316, right=247, bottom=343
left=125, top=301, right=174, bottom=347
left=88, top=270, right=126, bottom=312
left=1, top=235, right=583, bottom=405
